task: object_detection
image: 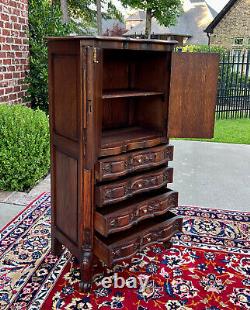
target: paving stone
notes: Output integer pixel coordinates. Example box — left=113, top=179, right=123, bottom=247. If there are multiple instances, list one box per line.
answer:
left=0, top=191, right=13, bottom=202
left=4, top=192, right=37, bottom=206
left=28, top=174, right=51, bottom=196
left=169, top=140, right=250, bottom=212
left=0, top=203, right=25, bottom=229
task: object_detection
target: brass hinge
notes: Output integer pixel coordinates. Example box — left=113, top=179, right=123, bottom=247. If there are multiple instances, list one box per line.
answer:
left=93, top=48, right=99, bottom=63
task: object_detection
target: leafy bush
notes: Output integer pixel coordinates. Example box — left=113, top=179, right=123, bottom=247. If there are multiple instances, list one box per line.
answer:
left=0, top=104, right=50, bottom=191
left=180, top=44, right=227, bottom=55
left=27, top=0, right=74, bottom=112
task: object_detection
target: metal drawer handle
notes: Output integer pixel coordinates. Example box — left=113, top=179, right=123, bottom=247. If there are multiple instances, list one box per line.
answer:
left=109, top=219, right=117, bottom=227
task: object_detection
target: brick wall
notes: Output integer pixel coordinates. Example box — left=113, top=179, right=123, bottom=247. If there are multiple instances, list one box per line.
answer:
left=210, top=0, right=250, bottom=49
left=0, top=0, right=29, bottom=104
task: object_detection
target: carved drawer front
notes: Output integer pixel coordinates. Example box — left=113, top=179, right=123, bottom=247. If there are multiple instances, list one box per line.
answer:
left=94, top=212, right=182, bottom=266
left=96, top=145, right=174, bottom=181
left=95, top=188, right=178, bottom=237
left=95, top=166, right=173, bottom=207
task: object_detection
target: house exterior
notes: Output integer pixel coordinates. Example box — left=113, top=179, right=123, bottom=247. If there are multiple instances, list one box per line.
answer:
left=205, top=0, right=250, bottom=49
left=125, top=10, right=146, bottom=31
left=124, top=0, right=217, bottom=46
left=102, top=19, right=126, bottom=36
left=0, top=0, right=29, bottom=104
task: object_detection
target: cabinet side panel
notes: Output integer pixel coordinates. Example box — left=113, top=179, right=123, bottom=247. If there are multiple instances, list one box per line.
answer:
left=53, top=55, right=79, bottom=140
left=55, top=150, right=78, bottom=244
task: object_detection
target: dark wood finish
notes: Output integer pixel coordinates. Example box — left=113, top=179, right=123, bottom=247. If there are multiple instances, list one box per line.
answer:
left=101, top=127, right=167, bottom=157
left=48, top=36, right=219, bottom=290
left=95, top=167, right=173, bottom=207
left=96, top=144, right=173, bottom=181
left=53, top=55, right=79, bottom=141
left=102, top=90, right=164, bottom=99
left=94, top=212, right=182, bottom=266
left=95, top=188, right=178, bottom=236
left=55, top=151, right=78, bottom=243
left=134, top=97, right=166, bottom=133
left=49, top=40, right=82, bottom=263
left=168, top=52, right=219, bottom=138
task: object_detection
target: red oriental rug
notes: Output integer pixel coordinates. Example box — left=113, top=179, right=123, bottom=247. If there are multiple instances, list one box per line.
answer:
left=0, top=193, right=250, bottom=309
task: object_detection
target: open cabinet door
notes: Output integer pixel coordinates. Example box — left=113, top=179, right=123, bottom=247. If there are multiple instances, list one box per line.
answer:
left=168, top=52, right=219, bottom=138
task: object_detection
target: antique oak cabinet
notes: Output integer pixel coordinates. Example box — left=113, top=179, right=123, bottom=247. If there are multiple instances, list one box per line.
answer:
left=48, top=36, right=219, bottom=290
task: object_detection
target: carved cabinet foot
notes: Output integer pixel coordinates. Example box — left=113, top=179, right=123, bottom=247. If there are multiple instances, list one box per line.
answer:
left=79, top=247, right=93, bottom=292
left=51, top=237, right=63, bottom=257
left=79, top=281, right=92, bottom=293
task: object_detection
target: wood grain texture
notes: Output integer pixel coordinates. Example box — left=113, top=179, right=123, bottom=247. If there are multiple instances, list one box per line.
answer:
left=94, top=189, right=178, bottom=236
left=49, top=37, right=219, bottom=290
left=94, top=212, right=182, bottom=266
left=53, top=55, right=79, bottom=141
left=95, top=144, right=173, bottom=181
left=134, top=96, right=165, bottom=133
left=95, top=166, right=173, bottom=207
left=48, top=40, right=81, bottom=260
left=101, top=126, right=167, bottom=157
left=102, top=98, right=129, bottom=130
left=168, top=52, right=219, bottom=138
left=55, top=150, right=78, bottom=243
left=102, top=90, right=164, bottom=99
left=101, top=50, right=170, bottom=143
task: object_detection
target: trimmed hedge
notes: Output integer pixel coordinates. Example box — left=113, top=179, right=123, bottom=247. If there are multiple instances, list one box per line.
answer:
left=181, top=44, right=227, bottom=54
left=0, top=104, right=50, bottom=191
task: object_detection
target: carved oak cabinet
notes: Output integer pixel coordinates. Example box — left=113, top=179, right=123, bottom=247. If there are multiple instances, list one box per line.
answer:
left=48, top=36, right=219, bottom=290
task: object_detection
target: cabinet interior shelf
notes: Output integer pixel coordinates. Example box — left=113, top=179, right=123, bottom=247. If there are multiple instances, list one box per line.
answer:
left=102, top=89, right=164, bottom=99
left=101, top=126, right=166, bottom=156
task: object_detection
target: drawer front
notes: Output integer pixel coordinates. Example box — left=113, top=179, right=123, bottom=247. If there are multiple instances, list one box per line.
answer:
left=94, top=213, right=182, bottom=266
left=95, top=167, right=173, bottom=207
left=96, top=145, right=173, bottom=181
left=95, top=189, right=178, bottom=236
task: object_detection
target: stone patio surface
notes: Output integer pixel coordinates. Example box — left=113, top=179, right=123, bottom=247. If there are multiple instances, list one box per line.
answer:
left=0, top=141, right=249, bottom=229
left=0, top=174, right=50, bottom=229
left=169, top=140, right=250, bottom=212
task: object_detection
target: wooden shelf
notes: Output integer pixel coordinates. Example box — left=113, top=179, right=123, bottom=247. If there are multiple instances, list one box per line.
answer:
left=100, top=126, right=167, bottom=157
left=102, top=89, right=164, bottom=99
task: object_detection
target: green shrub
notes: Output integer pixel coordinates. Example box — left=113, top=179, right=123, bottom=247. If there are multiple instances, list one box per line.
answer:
left=27, top=0, right=74, bottom=112
left=0, top=104, right=50, bottom=191
left=180, top=44, right=227, bottom=54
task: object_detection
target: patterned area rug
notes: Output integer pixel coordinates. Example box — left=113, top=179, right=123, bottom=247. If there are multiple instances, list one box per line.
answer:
left=0, top=193, right=250, bottom=310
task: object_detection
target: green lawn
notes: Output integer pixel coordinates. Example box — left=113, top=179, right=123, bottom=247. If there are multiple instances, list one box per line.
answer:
left=179, top=118, right=250, bottom=144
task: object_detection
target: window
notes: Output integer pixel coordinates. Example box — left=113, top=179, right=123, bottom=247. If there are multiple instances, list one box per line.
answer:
left=234, top=38, right=244, bottom=45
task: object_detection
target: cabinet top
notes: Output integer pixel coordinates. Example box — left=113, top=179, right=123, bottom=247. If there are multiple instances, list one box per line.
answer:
left=47, top=35, right=178, bottom=46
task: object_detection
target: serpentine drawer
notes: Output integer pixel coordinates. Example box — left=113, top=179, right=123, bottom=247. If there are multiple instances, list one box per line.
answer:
left=94, top=188, right=178, bottom=237
left=95, top=166, right=173, bottom=207
left=94, top=212, right=182, bottom=266
left=95, top=144, right=173, bottom=182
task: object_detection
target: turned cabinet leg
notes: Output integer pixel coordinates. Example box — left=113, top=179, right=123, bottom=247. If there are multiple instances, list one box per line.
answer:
left=79, top=247, right=93, bottom=292
left=51, top=236, right=63, bottom=257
